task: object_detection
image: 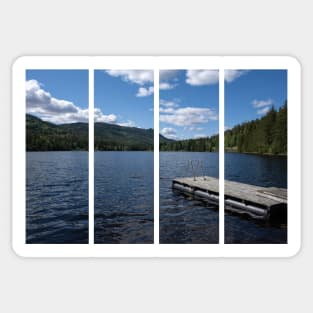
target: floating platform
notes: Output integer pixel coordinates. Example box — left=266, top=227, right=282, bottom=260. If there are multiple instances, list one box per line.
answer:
left=172, top=176, right=287, bottom=220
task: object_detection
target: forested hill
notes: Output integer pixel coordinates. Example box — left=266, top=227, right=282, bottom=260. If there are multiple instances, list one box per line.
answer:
left=26, top=114, right=170, bottom=151
left=160, top=102, right=287, bottom=155
left=225, top=102, right=287, bottom=154
left=27, top=102, right=287, bottom=154
left=160, top=135, right=219, bottom=152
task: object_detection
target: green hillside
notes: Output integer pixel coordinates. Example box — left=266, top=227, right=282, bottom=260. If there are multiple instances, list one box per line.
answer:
left=160, top=135, right=219, bottom=152
left=95, top=122, right=153, bottom=151
left=26, top=114, right=170, bottom=151
left=224, top=102, right=287, bottom=155
left=26, top=114, right=88, bottom=151
left=160, top=101, right=287, bottom=155
left=27, top=100, right=287, bottom=154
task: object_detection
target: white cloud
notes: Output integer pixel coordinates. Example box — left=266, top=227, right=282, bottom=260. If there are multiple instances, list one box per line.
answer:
left=159, top=70, right=179, bottom=90
left=159, top=107, right=175, bottom=113
left=185, top=70, right=247, bottom=86
left=161, top=127, right=176, bottom=135
left=136, top=86, right=154, bottom=97
left=105, top=70, right=179, bottom=93
left=118, top=120, right=137, bottom=127
left=159, top=70, right=179, bottom=81
left=159, top=99, right=179, bottom=113
left=26, top=79, right=90, bottom=124
left=26, top=80, right=78, bottom=114
left=160, top=99, right=179, bottom=108
left=160, top=106, right=218, bottom=126
left=224, top=70, right=247, bottom=83
left=161, top=127, right=177, bottom=139
left=251, top=98, right=274, bottom=115
left=160, top=98, right=217, bottom=127
left=257, top=107, right=271, bottom=115
left=94, top=108, right=117, bottom=123
left=252, top=99, right=274, bottom=108
left=159, top=82, right=176, bottom=90
left=186, top=70, right=219, bottom=86
left=26, top=79, right=135, bottom=126
left=105, top=70, right=153, bottom=85
left=34, top=109, right=90, bottom=125
left=185, top=126, right=203, bottom=131
left=105, top=70, right=154, bottom=97
left=194, top=134, right=208, bottom=139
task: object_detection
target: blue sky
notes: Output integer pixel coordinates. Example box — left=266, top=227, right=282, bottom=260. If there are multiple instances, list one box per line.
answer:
left=94, top=70, right=153, bottom=128
left=26, top=70, right=89, bottom=124
left=25, top=69, right=287, bottom=138
left=159, top=70, right=219, bottom=139
left=225, top=70, right=287, bottom=129
left=26, top=69, right=154, bottom=127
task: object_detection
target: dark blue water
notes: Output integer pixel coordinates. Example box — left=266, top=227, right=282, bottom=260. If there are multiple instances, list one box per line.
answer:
left=160, top=152, right=287, bottom=244
left=160, top=152, right=219, bottom=244
left=225, top=152, right=287, bottom=244
left=94, top=151, right=154, bottom=244
left=26, top=152, right=88, bottom=244
left=26, top=151, right=287, bottom=245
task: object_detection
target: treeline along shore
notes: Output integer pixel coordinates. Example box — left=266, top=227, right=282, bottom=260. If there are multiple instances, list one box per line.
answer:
left=225, top=102, right=287, bottom=155
left=160, top=101, right=287, bottom=155
left=26, top=114, right=170, bottom=151
left=27, top=101, right=287, bottom=155
left=160, top=135, right=219, bottom=152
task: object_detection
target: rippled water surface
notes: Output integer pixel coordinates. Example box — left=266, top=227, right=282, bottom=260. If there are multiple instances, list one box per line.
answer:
left=26, top=151, right=287, bottom=245
left=160, top=152, right=287, bottom=244
left=26, top=152, right=88, bottom=244
left=160, top=152, right=219, bottom=244
left=225, top=152, right=287, bottom=244
left=94, top=151, right=154, bottom=244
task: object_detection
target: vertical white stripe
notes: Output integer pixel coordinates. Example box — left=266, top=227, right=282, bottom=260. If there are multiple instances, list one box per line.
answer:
left=219, top=67, right=225, bottom=246
left=154, top=64, right=160, bottom=245
left=89, top=67, right=94, bottom=245
left=13, top=63, right=26, bottom=246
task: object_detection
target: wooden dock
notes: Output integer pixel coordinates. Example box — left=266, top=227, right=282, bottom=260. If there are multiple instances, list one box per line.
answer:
left=172, top=176, right=287, bottom=220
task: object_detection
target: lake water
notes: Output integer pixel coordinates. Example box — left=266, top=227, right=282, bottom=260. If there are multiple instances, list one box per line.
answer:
left=94, top=151, right=154, bottom=243
left=160, top=152, right=219, bottom=244
left=160, top=152, right=287, bottom=244
left=225, top=152, right=287, bottom=244
left=26, top=151, right=287, bottom=244
left=27, top=151, right=153, bottom=244
left=26, top=152, right=88, bottom=244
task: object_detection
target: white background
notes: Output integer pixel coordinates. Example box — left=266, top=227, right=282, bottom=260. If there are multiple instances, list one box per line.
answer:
left=0, top=0, right=312, bottom=312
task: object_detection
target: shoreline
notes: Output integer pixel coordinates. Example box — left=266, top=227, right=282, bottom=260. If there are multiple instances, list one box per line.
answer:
left=159, top=150, right=287, bottom=157
left=26, top=150, right=287, bottom=157
left=26, top=150, right=154, bottom=152
left=224, top=150, right=287, bottom=157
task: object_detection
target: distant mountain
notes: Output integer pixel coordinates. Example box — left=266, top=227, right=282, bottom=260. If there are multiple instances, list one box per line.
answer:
left=26, top=114, right=171, bottom=151
left=95, top=122, right=170, bottom=151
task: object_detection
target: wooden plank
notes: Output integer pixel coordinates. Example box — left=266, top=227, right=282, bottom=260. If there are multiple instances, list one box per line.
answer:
left=173, top=176, right=287, bottom=208
left=258, top=188, right=287, bottom=202
left=173, top=176, right=219, bottom=193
